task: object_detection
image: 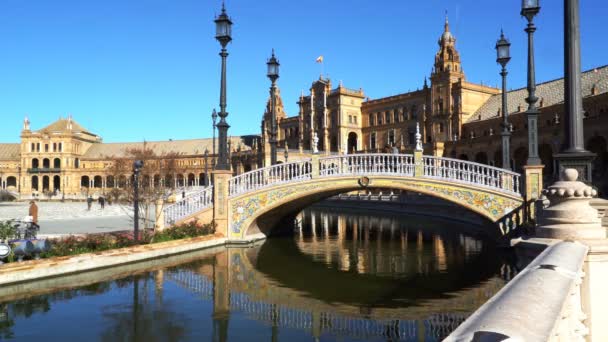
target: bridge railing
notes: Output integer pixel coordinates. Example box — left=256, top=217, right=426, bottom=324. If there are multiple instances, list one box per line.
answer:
left=229, top=159, right=313, bottom=197
left=163, top=186, right=213, bottom=226
left=319, top=154, right=415, bottom=177
left=422, top=156, right=520, bottom=195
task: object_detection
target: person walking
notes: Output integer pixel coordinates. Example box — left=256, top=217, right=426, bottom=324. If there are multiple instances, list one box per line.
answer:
left=28, top=201, right=39, bottom=229
left=87, top=196, right=93, bottom=210
left=99, top=196, right=105, bottom=209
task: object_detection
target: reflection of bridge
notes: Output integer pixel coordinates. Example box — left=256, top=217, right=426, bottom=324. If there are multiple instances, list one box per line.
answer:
left=163, top=153, right=525, bottom=240
left=161, top=245, right=517, bottom=341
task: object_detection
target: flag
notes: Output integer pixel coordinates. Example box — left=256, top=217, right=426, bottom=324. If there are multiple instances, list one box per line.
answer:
left=315, top=55, right=324, bottom=63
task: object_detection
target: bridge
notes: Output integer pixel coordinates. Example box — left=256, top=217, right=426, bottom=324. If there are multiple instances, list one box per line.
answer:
left=162, top=151, right=525, bottom=241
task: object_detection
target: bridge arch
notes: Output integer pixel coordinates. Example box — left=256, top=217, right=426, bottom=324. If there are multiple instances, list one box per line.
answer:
left=231, top=176, right=521, bottom=240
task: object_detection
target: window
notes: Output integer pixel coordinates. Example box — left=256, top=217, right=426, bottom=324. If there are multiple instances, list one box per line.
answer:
left=45, top=144, right=49, bottom=152
left=354, top=116, right=358, bottom=124
left=385, top=111, right=391, bottom=124
left=58, top=143, right=62, bottom=152
left=377, top=113, right=383, bottom=125
left=53, top=143, right=56, bottom=152
left=370, top=132, right=377, bottom=151
left=388, top=129, right=395, bottom=146
left=348, top=115, right=353, bottom=124
left=409, top=131, right=415, bottom=145
left=369, top=114, right=375, bottom=126
left=412, top=106, right=418, bottom=120
left=31, top=143, right=35, bottom=152
left=401, top=110, right=406, bottom=122
left=394, top=111, right=399, bottom=123
left=439, top=123, right=444, bottom=133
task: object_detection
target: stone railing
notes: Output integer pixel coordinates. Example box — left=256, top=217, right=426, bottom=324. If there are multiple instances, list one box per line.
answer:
left=422, top=156, right=520, bottom=195
left=319, top=154, right=414, bottom=177
left=445, top=241, right=589, bottom=342
left=229, top=159, right=313, bottom=197
left=163, top=186, right=213, bottom=226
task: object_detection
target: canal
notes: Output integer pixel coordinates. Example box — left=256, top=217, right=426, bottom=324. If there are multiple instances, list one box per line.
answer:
left=0, top=207, right=518, bottom=341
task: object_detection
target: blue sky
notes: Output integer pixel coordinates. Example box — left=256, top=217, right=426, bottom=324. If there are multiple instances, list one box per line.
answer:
left=0, top=0, right=606, bottom=143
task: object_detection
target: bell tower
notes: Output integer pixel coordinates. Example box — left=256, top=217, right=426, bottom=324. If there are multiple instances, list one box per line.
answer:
left=429, top=14, right=465, bottom=143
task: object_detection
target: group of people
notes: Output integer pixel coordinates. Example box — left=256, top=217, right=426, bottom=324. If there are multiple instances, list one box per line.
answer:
left=86, top=195, right=107, bottom=210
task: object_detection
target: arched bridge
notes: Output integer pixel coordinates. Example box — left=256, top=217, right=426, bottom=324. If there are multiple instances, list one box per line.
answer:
left=163, top=153, right=524, bottom=240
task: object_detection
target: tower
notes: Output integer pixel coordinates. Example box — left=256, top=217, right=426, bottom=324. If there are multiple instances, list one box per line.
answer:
left=429, top=14, right=465, bottom=143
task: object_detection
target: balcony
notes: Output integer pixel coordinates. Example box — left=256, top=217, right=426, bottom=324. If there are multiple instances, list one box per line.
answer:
left=27, top=168, right=61, bottom=173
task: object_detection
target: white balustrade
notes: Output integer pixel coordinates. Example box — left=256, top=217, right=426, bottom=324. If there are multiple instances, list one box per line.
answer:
left=319, top=154, right=415, bottom=177
left=163, top=186, right=213, bottom=226
left=229, top=160, right=313, bottom=197
left=422, top=156, right=520, bottom=195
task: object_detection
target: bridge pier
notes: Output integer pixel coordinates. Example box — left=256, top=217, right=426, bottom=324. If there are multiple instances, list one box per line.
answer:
left=213, top=170, right=232, bottom=237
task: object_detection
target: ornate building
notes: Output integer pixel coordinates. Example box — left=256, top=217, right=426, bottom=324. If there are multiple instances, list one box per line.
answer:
left=0, top=116, right=257, bottom=199
left=263, top=17, right=608, bottom=195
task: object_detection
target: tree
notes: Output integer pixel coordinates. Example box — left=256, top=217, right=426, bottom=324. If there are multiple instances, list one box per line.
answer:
left=105, top=143, right=188, bottom=230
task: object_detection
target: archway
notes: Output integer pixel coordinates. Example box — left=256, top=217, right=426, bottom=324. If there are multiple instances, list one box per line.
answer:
left=493, top=149, right=503, bottom=169
left=199, top=173, right=207, bottom=187
left=154, top=174, right=161, bottom=188
left=347, top=132, right=358, bottom=153
left=586, top=136, right=608, bottom=196
left=32, top=158, right=39, bottom=169
left=6, top=176, right=16, bottom=188
left=93, top=176, right=103, bottom=188
left=53, top=158, right=61, bottom=169
left=81, top=176, right=90, bottom=188
left=32, top=176, right=39, bottom=191
left=107, top=176, right=115, bottom=188
left=142, top=175, right=151, bottom=188
left=513, top=147, right=528, bottom=174
left=177, top=174, right=185, bottom=187
left=43, top=158, right=50, bottom=169
left=53, top=175, right=61, bottom=191
left=188, top=173, right=196, bottom=186
left=118, top=175, right=127, bottom=188
left=474, top=152, right=488, bottom=165
left=458, top=154, right=469, bottom=161
left=42, top=176, right=50, bottom=192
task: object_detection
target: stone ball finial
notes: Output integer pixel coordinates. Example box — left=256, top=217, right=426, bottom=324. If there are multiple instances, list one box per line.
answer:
left=562, top=168, right=578, bottom=182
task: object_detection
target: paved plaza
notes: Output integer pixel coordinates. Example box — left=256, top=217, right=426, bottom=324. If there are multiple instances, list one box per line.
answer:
left=0, top=201, right=155, bottom=236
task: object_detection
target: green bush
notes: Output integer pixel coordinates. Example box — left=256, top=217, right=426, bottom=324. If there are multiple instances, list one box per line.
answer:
left=152, top=221, right=215, bottom=243
left=0, top=220, right=18, bottom=242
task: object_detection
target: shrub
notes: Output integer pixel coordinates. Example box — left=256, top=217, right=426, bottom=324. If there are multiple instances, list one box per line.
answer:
left=152, top=221, right=215, bottom=243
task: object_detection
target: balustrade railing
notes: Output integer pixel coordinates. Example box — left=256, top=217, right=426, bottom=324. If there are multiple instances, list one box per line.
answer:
left=229, top=159, right=313, bottom=197
left=163, top=186, right=213, bottom=226
left=319, top=154, right=414, bottom=177
left=422, top=156, right=520, bottom=195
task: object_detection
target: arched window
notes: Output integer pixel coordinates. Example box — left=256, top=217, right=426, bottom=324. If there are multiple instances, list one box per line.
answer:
left=32, top=158, right=39, bottom=169
left=53, top=158, right=61, bottom=169
left=369, top=114, right=375, bottom=126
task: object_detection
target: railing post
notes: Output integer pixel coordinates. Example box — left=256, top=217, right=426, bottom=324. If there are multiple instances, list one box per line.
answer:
left=311, top=155, right=320, bottom=178
left=155, top=198, right=165, bottom=232
left=414, top=151, right=423, bottom=177
left=212, top=169, right=232, bottom=237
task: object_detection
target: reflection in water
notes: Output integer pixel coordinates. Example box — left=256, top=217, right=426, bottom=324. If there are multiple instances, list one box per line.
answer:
left=0, top=208, right=518, bottom=341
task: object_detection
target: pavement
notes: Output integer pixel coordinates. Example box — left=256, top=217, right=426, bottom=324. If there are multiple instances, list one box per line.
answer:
left=0, top=201, right=156, bottom=235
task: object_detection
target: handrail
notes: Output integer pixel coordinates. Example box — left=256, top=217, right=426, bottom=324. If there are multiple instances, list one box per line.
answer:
left=445, top=241, right=588, bottom=341
left=163, top=186, right=213, bottom=226
left=229, top=159, right=313, bottom=197
left=319, top=154, right=414, bottom=177
left=422, top=155, right=520, bottom=195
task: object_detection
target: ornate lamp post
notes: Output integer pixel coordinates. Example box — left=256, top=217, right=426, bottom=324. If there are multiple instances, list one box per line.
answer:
left=554, top=0, right=595, bottom=181
left=214, top=3, right=233, bottom=171
left=204, top=149, right=209, bottom=186
left=521, top=0, right=541, bottom=166
left=133, top=160, right=144, bottom=241
left=284, top=144, right=289, bottom=163
left=496, top=30, right=512, bottom=170
left=267, top=49, right=280, bottom=165
left=211, top=108, right=217, bottom=170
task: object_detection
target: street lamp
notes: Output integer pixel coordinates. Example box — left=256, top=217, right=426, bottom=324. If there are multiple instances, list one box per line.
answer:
left=496, top=30, right=512, bottom=170
left=521, top=0, right=541, bottom=166
left=211, top=108, right=217, bottom=170
left=553, top=0, right=595, bottom=181
left=204, top=148, right=209, bottom=186
left=267, top=49, right=280, bottom=165
left=214, top=3, right=233, bottom=171
left=133, top=160, right=144, bottom=242
left=284, top=143, right=289, bottom=163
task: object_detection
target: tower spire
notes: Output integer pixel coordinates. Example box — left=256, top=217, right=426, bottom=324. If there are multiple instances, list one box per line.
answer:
left=444, top=10, right=449, bottom=32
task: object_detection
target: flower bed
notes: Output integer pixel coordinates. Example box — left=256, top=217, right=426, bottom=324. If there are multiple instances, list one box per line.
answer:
left=0, top=220, right=215, bottom=263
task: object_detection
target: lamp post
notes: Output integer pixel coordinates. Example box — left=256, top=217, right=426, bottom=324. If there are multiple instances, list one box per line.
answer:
left=554, top=0, right=595, bottom=181
left=496, top=30, right=512, bottom=170
left=133, top=160, right=144, bottom=242
left=214, top=3, right=233, bottom=171
left=211, top=108, right=217, bottom=170
left=267, top=49, right=280, bottom=165
left=284, top=144, right=289, bottom=163
left=521, top=0, right=541, bottom=166
left=204, top=149, right=209, bottom=186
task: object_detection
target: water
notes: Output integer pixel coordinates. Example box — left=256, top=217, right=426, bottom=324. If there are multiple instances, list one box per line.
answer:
left=0, top=207, right=517, bottom=341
